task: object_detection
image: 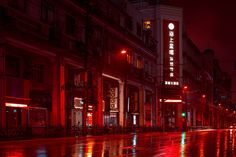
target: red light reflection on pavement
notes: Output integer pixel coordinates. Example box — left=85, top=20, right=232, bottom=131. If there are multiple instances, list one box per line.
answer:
left=0, top=129, right=236, bottom=157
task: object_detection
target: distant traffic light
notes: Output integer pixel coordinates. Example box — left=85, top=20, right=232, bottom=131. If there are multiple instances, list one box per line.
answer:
left=181, top=112, right=186, bottom=117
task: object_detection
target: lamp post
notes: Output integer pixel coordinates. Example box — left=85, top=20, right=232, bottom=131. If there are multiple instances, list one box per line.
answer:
left=120, top=49, right=128, bottom=127
left=182, top=85, right=188, bottom=131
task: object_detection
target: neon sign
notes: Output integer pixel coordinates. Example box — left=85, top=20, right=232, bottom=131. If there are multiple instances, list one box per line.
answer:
left=159, top=99, right=182, bottom=103
left=163, top=20, right=180, bottom=86
left=168, top=23, right=175, bottom=78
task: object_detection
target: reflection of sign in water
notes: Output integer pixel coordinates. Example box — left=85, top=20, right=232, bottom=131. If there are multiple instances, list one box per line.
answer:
left=110, top=87, right=118, bottom=110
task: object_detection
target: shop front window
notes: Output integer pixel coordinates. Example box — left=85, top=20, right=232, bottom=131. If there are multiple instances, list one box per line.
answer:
left=103, top=78, right=119, bottom=126
left=6, top=107, right=21, bottom=128
left=87, top=112, right=93, bottom=126
left=28, top=108, right=47, bottom=127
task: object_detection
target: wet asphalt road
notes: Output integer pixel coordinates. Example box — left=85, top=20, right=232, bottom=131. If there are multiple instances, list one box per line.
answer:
left=0, top=129, right=235, bottom=157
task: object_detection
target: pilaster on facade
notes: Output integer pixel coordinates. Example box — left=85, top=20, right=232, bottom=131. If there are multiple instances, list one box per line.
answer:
left=51, top=57, right=59, bottom=127
left=59, top=58, right=66, bottom=127
left=0, top=45, right=6, bottom=128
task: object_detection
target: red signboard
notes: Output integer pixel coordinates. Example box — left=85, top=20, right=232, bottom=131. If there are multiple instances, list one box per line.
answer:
left=163, top=20, right=180, bottom=85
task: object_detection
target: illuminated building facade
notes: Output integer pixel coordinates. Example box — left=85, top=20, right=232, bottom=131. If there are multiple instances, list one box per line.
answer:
left=0, top=0, right=157, bottom=136
left=133, top=3, right=184, bottom=130
left=182, top=35, right=214, bottom=129
left=0, top=0, right=231, bottom=138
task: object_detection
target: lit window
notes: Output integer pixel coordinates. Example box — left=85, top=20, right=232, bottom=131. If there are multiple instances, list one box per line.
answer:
left=133, top=115, right=136, bottom=125
left=126, top=53, right=133, bottom=64
left=144, top=20, right=151, bottom=29
left=136, top=57, right=143, bottom=69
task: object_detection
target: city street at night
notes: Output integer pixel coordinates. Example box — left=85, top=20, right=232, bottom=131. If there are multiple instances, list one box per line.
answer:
left=2, top=0, right=236, bottom=157
left=0, top=129, right=235, bottom=157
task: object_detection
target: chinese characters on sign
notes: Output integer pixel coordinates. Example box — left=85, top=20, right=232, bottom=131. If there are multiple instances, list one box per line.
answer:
left=168, top=23, right=175, bottom=78
left=163, top=20, right=180, bottom=86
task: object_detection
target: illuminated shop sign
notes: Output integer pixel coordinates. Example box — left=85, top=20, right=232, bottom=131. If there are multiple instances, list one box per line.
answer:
left=165, top=81, right=179, bottom=85
left=110, top=87, right=118, bottom=111
left=5, top=103, right=28, bottom=108
left=163, top=20, right=180, bottom=86
left=159, top=99, right=182, bottom=103
left=168, top=23, right=175, bottom=78
left=74, top=97, right=83, bottom=109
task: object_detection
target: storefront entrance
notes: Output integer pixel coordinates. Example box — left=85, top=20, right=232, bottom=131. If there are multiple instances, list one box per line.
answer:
left=6, top=107, right=21, bottom=128
left=72, top=109, right=83, bottom=127
left=104, top=112, right=118, bottom=127
left=163, top=104, right=178, bottom=130
left=103, top=78, right=119, bottom=127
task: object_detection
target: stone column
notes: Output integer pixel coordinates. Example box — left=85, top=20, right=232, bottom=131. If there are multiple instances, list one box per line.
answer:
left=94, top=72, right=103, bottom=126
left=176, top=103, right=183, bottom=131
left=119, top=81, right=124, bottom=127
left=51, top=58, right=59, bottom=127
left=0, top=46, right=5, bottom=128
left=59, top=58, right=65, bottom=127
left=139, top=86, right=144, bottom=126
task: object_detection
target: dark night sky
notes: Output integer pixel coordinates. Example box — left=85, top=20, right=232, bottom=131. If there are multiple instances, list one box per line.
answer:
left=170, top=0, right=236, bottom=102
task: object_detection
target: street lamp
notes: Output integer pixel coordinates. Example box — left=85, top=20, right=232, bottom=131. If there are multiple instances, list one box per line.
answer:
left=121, top=49, right=127, bottom=54
left=182, top=85, right=188, bottom=131
left=183, top=85, right=188, bottom=91
left=119, top=48, right=129, bottom=127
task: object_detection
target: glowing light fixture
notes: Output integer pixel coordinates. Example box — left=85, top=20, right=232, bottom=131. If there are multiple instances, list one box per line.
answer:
left=5, top=103, right=28, bottom=108
left=144, top=20, right=151, bottom=29
left=168, top=23, right=175, bottom=30
left=159, top=99, right=182, bottom=103
left=183, top=85, right=188, bottom=90
left=121, top=49, right=127, bottom=54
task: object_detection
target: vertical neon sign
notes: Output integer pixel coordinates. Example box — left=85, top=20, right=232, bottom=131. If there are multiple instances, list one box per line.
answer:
left=163, top=20, right=180, bottom=86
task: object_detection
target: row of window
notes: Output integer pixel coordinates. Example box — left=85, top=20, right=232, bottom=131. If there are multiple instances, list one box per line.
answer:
left=126, top=53, right=156, bottom=77
left=8, top=0, right=154, bottom=42
left=5, top=55, right=45, bottom=83
left=7, top=0, right=156, bottom=78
